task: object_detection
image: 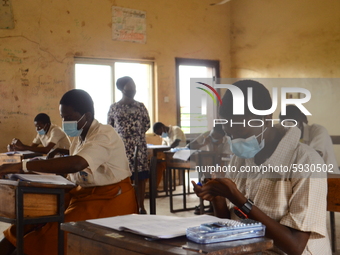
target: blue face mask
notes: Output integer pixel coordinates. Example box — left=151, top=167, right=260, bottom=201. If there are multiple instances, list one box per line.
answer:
left=37, top=126, right=46, bottom=135
left=62, top=114, right=86, bottom=137
left=227, top=127, right=267, bottom=159
left=161, top=132, right=168, bottom=138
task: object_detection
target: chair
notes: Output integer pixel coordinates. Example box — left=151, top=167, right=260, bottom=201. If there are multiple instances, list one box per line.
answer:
left=132, top=146, right=139, bottom=208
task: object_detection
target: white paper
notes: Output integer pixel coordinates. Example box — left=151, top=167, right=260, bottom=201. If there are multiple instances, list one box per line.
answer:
left=147, top=145, right=170, bottom=149
left=8, top=174, right=76, bottom=186
left=173, top=150, right=197, bottom=161
left=87, top=214, right=222, bottom=239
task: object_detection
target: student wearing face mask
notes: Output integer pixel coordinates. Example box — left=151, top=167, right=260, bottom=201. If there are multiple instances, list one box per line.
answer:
left=0, top=89, right=137, bottom=255
left=153, top=122, right=187, bottom=148
left=7, top=113, right=70, bottom=155
left=107, top=76, right=151, bottom=214
left=192, top=80, right=331, bottom=255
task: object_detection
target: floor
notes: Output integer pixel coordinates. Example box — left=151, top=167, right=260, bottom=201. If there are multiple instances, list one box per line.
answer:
left=1, top=187, right=340, bottom=254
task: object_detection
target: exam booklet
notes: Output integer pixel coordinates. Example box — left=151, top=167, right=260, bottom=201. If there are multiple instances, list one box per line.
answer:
left=87, top=214, right=223, bottom=239
left=8, top=174, right=76, bottom=186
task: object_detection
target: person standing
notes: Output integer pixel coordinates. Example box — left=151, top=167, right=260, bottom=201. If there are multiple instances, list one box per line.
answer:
left=108, top=76, right=151, bottom=214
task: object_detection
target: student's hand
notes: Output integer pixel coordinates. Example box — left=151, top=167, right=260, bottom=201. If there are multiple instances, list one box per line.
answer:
left=46, top=148, right=69, bottom=159
left=0, top=163, right=22, bottom=178
left=192, top=179, right=246, bottom=206
left=11, top=138, right=25, bottom=151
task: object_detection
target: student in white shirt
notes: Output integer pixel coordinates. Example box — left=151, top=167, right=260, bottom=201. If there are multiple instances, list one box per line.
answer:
left=8, top=113, right=70, bottom=154
left=153, top=122, right=187, bottom=148
left=192, top=80, right=331, bottom=254
left=0, top=89, right=137, bottom=255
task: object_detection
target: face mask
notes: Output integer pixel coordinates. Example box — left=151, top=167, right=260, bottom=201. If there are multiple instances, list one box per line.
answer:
left=161, top=132, right=168, bottom=138
left=62, top=114, right=86, bottom=137
left=37, top=124, right=47, bottom=135
left=227, top=126, right=267, bottom=159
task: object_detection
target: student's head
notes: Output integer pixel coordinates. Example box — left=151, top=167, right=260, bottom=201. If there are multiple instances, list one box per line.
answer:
left=210, top=124, right=226, bottom=142
left=219, top=80, right=272, bottom=158
left=59, top=89, right=94, bottom=137
left=153, top=122, right=166, bottom=136
left=279, top=104, right=308, bottom=130
left=34, top=113, right=51, bottom=134
left=116, top=76, right=136, bottom=99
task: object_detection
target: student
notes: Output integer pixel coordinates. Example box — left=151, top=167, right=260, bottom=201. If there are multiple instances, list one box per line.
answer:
left=279, top=104, right=339, bottom=172
left=0, top=89, right=137, bottom=255
left=7, top=113, right=71, bottom=154
left=192, top=80, right=331, bottom=254
left=107, top=76, right=151, bottom=214
left=153, top=122, right=187, bottom=148
left=187, top=124, right=231, bottom=154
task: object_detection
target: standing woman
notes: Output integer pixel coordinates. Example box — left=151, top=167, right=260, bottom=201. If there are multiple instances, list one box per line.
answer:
left=108, top=76, right=150, bottom=214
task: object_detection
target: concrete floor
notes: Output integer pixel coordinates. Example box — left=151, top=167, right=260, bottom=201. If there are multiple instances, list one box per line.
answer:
left=1, top=189, right=340, bottom=253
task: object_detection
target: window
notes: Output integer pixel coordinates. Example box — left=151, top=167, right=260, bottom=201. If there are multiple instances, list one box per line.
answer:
left=176, top=58, right=220, bottom=134
left=75, top=58, right=153, bottom=127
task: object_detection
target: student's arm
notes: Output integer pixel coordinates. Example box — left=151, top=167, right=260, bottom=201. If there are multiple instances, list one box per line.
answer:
left=170, top=139, right=181, bottom=148
left=192, top=179, right=310, bottom=255
left=0, top=155, right=88, bottom=177
left=13, top=138, right=56, bottom=154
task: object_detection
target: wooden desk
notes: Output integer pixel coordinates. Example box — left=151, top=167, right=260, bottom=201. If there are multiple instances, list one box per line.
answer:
left=61, top=221, right=273, bottom=255
left=165, top=151, right=231, bottom=213
left=0, top=151, right=43, bottom=165
left=0, top=179, right=73, bottom=255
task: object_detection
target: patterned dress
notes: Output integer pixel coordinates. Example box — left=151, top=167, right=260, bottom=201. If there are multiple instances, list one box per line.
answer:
left=108, top=101, right=150, bottom=180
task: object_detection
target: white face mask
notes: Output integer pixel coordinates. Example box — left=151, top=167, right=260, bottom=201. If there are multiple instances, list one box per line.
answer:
left=62, top=114, right=87, bottom=137
left=227, top=126, right=267, bottom=159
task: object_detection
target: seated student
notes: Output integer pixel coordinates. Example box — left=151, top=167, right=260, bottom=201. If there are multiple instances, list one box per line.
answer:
left=153, top=122, right=187, bottom=148
left=192, top=80, right=331, bottom=254
left=279, top=104, right=339, bottom=172
left=187, top=124, right=231, bottom=154
left=7, top=113, right=71, bottom=154
left=153, top=122, right=187, bottom=189
left=0, top=89, right=137, bottom=255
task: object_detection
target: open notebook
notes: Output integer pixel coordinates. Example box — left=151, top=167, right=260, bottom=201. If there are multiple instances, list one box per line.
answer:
left=87, top=214, right=223, bottom=239
left=8, top=174, right=76, bottom=186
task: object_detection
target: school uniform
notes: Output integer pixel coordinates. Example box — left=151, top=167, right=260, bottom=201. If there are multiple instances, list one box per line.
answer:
left=226, top=126, right=331, bottom=254
left=4, top=119, right=137, bottom=255
left=161, top=125, right=187, bottom=147
left=32, top=124, right=70, bottom=149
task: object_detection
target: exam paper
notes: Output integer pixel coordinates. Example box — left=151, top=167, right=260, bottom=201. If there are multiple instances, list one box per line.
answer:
left=8, top=174, right=76, bottom=186
left=87, top=214, right=222, bottom=239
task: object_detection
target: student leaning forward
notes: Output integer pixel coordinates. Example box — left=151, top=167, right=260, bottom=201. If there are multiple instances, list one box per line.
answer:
left=0, top=89, right=138, bottom=255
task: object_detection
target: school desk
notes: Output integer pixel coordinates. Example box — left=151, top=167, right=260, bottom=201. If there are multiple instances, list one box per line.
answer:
left=164, top=151, right=231, bottom=213
left=0, top=179, right=74, bottom=255
left=61, top=220, right=274, bottom=255
left=327, top=173, right=340, bottom=253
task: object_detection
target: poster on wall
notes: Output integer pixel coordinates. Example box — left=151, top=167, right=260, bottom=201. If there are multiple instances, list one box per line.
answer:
left=0, top=0, right=14, bottom=29
left=112, top=6, right=146, bottom=44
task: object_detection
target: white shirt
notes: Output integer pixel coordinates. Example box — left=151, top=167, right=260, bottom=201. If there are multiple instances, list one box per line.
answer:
left=32, top=124, right=70, bottom=150
left=302, top=123, right=339, bottom=172
left=67, top=119, right=131, bottom=187
left=226, top=126, right=331, bottom=255
left=162, top=125, right=187, bottom=147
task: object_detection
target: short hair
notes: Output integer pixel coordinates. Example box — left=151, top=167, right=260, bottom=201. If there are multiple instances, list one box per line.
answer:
left=219, top=80, right=272, bottom=119
left=279, top=105, right=306, bottom=122
left=153, top=122, right=165, bottom=133
left=34, top=113, right=51, bottom=124
left=212, top=123, right=225, bottom=135
left=116, top=76, right=134, bottom=91
left=60, top=89, right=94, bottom=116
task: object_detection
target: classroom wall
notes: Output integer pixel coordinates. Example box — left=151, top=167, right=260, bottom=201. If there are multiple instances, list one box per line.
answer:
left=0, top=0, right=231, bottom=151
left=229, top=0, right=340, bottom=163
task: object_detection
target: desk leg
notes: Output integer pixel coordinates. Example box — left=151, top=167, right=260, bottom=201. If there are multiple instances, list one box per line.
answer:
left=16, top=187, right=24, bottom=255
left=169, top=167, right=174, bottom=213
left=182, top=169, right=187, bottom=210
left=149, top=156, right=157, bottom=215
left=58, top=191, right=65, bottom=255
left=330, top=211, right=336, bottom=253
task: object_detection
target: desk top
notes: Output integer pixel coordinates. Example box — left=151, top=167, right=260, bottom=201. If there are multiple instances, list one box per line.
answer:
left=0, top=178, right=75, bottom=189
left=62, top=221, right=273, bottom=255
